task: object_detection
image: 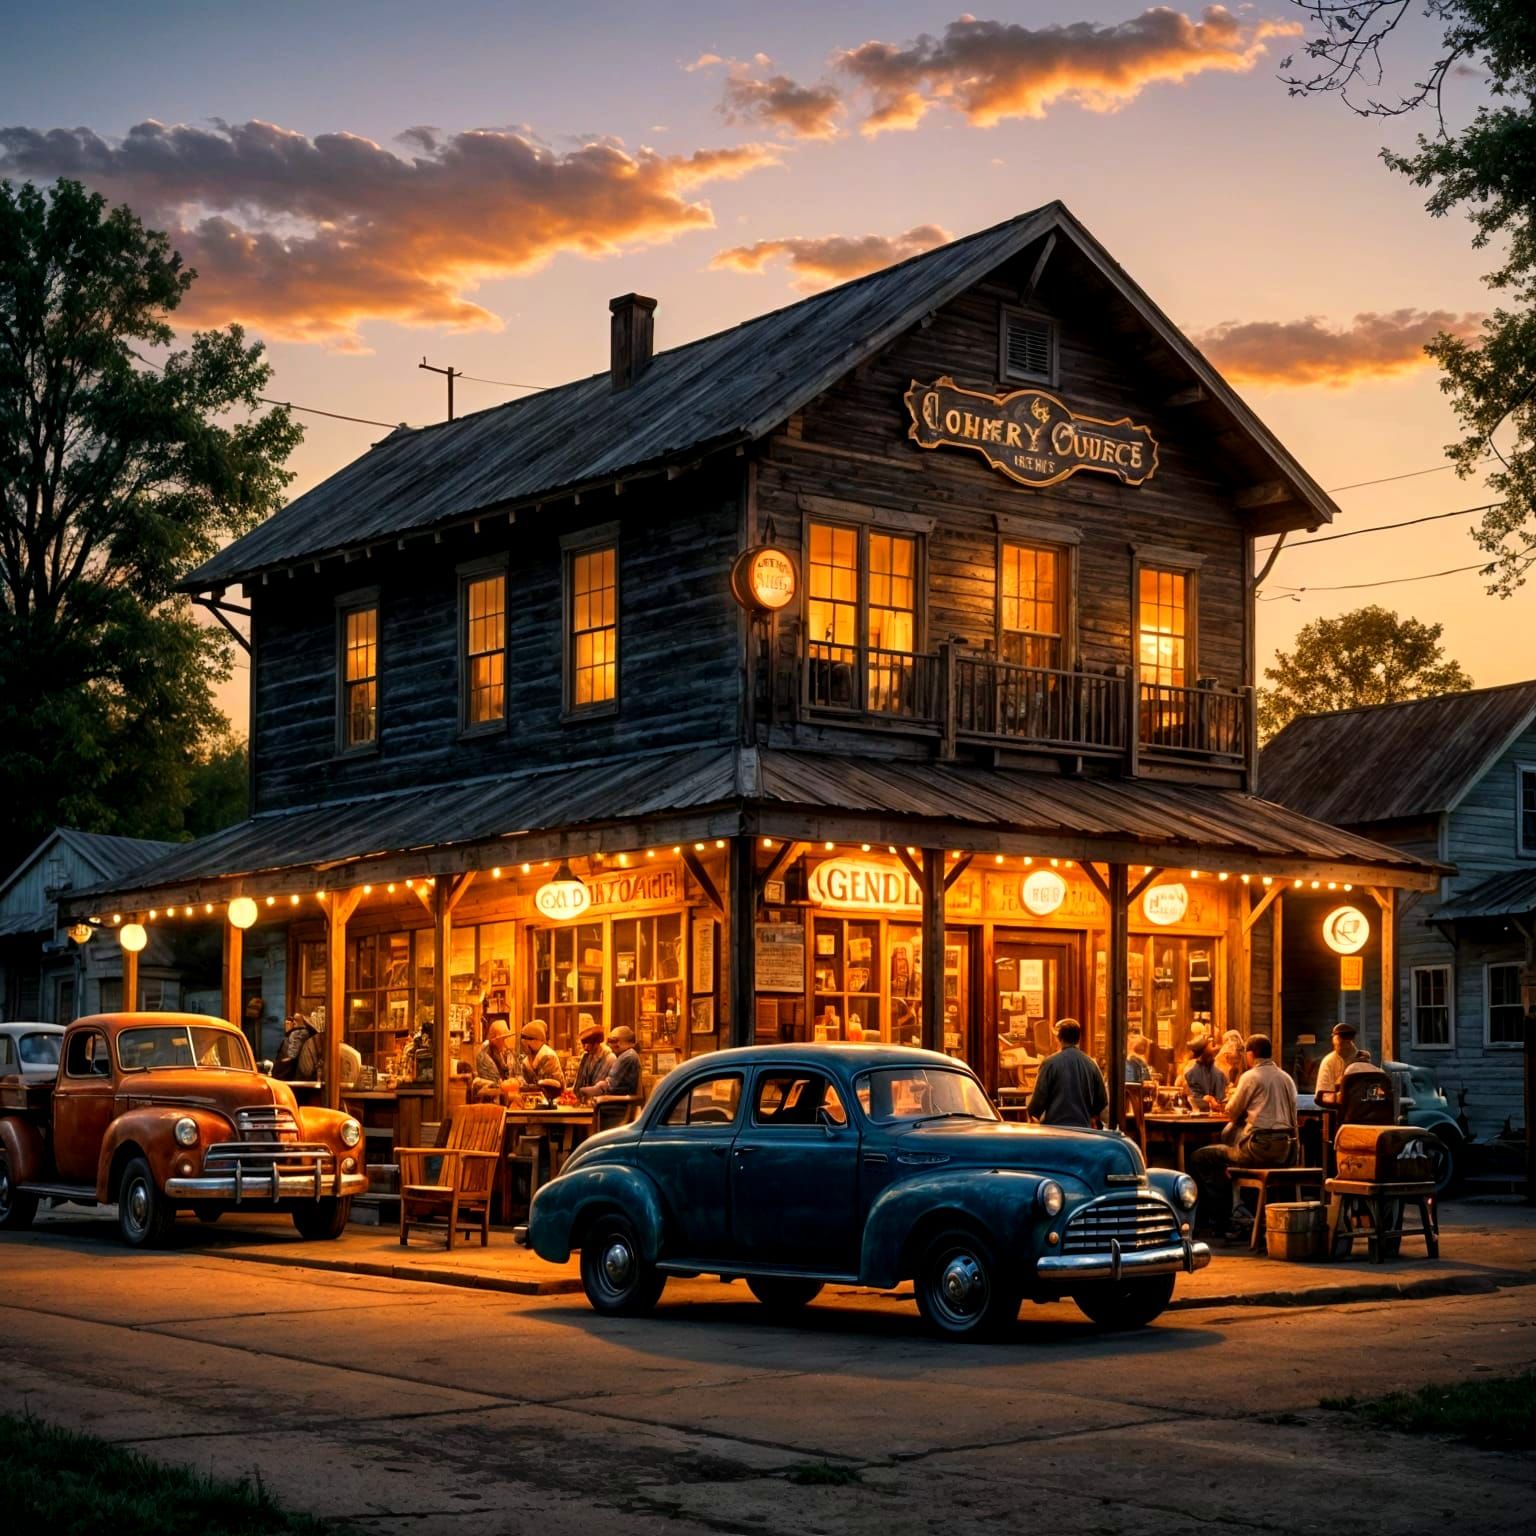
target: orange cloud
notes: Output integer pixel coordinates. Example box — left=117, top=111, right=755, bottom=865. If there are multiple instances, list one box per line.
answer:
left=0, top=119, right=780, bottom=347
left=837, top=7, right=1300, bottom=133
left=712, top=224, right=953, bottom=289
left=721, top=70, right=844, bottom=140
left=1194, top=309, right=1487, bottom=387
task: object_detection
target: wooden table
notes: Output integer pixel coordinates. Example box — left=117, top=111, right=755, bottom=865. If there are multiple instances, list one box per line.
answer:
left=1143, top=1112, right=1229, bottom=1171
left=496, top=1106, right=597, bottom=1222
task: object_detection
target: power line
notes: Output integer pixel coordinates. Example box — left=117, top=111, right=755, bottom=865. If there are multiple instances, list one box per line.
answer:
left=1271, top=501, right=1502, bottom=550
left=259, top=397, right=404, bottom=430
left=456, top=372, right=551, bottom=393
left=1262, top=561, right=1491, bottom=599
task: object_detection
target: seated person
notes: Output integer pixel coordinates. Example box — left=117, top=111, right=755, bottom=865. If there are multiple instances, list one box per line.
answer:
left=1314, top=1023, right=1363, bottom=1105
left=517, top=1020, right=564, bottom=1097
left=1181, top=1035, right=1228, bottom=1111
left=579, top=1024, right=640, bottom=1099
left=470, top=1020, right=516, bottom=1102
left=572, top=1016, right=615, bottom=1095
left=1125, top=1033, right=1154, bottom=1085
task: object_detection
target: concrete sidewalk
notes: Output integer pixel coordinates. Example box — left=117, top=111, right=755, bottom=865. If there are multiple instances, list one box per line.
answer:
left=31, top=1196, right=1536, bottom=1311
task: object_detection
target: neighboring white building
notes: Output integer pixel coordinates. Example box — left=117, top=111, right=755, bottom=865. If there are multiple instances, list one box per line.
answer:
left=1262, top=682, right=1536, bottom=1140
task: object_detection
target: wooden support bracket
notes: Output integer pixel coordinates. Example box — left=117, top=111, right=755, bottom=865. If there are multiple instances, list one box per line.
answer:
left=1242, top=882, right=1283, bottom=933
left=681, top=848, right=726, bottom=916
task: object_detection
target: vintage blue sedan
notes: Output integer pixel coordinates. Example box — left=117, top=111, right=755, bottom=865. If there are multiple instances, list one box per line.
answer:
left=523, top=1045, right=1209, bottom=1338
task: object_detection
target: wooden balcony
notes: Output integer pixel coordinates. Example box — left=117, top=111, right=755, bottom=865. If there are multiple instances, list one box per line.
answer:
left=799, top=642, right=1254, bottom=781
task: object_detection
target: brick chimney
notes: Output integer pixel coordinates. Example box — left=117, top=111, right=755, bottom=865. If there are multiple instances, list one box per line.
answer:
left=609, top=293, right=657, bottom=391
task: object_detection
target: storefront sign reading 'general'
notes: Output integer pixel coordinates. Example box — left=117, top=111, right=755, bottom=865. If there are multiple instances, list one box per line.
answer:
left=807, top=857, right=921, bottom=914
left=904, top=377, right=1158, bottom=491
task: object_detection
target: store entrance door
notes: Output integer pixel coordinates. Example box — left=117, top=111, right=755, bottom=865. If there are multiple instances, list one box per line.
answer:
left=994, top=934, right=1080, bottom=1098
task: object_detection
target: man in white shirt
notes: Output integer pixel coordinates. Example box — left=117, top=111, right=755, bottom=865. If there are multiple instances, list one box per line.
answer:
left=1191, top=1034, right=1298, bottom=1239
left=1314, top=1023, right=1361, bottom=1104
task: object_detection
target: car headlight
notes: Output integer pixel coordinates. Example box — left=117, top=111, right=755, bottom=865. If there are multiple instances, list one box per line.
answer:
left=1175, top=1174, right=1199, bottom=1210
left=339, top=1118, right=362, bottom=1148
left=1038, top=1180, right=1065, bottom=1217
left=173, top=1116, right=199, bottom=1147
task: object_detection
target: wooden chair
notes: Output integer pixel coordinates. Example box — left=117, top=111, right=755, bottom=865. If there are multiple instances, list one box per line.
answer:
left=1227, top=1166, right=1326, bottom=1252
left=398, top=1102, right=505, bottom=1249
left=1325, top=1178, right=1438, bottom=1263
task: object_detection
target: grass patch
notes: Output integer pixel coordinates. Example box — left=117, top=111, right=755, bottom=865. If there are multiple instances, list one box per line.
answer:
left=1, top=1412, right=342, bottom=1534
left=1319, top=1372, right=1536, bottom=1453
left=788, top=1461, right=863, bottom=1487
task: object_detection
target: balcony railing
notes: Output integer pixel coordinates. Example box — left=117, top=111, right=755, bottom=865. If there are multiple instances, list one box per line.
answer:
left=798, top=642, right=1253, bottom=779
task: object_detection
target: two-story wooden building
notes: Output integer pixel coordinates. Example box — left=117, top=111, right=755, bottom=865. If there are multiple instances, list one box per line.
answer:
left=64, top=203, right=1440, bottom=1135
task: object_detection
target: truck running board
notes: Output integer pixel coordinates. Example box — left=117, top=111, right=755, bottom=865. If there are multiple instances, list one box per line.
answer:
left=21, top=1183, right=99, bottom=1204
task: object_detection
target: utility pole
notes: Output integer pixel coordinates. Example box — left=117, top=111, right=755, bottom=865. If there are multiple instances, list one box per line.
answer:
left=419, top=357, right=461, bottom=421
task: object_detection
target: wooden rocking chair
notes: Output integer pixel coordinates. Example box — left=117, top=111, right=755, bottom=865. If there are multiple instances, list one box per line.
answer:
left=398, top=1102, right=505, bottom=1249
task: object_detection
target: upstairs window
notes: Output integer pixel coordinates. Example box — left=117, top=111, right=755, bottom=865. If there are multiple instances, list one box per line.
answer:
left=462, top=571, right=507, bottom=729
left=807, top=522, right=859, bottom=659
left=1138, top=566, right=1191, bottom=694
left=1519, top=765, right=1536, bottom=856
left=566, top=542, right=618, bottom=711
left=867, top=532, right=916, bottom=656
left=340, top=601, right=379, bottom=750
left=999, top=542, right=1063, bottom=669
left=1000, top=307, right=1054, bottom=385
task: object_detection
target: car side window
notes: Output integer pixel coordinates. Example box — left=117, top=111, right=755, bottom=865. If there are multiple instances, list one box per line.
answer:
left=753, top=1071, right=846, bottom=1128
left=661, top=1073, right=743, bottom=1127
left=65, top=1030, right=109, bottom=1078
left=0, top=1036, right=13, bottom=1070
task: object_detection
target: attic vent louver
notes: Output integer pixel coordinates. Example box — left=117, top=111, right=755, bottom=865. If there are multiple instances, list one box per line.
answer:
left=1001, top=309, right=1053, bottom=385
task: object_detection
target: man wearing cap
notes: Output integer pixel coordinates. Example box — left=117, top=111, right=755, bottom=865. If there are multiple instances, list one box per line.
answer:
left=1314, top=1023, right=1362, bottom=1105
left=518, top=1020, right=565, bottom=1095
left=580, top=1023, right=641, bottom=1100
left=470, top=1020, right=516, bottom=1103
left=573, top=1015, right=615, bottom=1096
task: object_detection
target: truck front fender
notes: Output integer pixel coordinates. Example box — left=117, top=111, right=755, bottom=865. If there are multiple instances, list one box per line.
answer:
left=0, top=1114, right=48, bottom=1185
left=527, top=1162, right=665, bottom=1265
left=96, top=1107, right=231, bottom=1203
left=860, top=1168, right=1054, bottom=1290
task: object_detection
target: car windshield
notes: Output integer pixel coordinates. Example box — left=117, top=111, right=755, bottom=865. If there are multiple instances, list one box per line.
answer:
left=854, top=1067, right=997, bottom=1125
left=117, top=1026, right=254, bottom=1073
left=18, top=1032, right=61, bottom=1066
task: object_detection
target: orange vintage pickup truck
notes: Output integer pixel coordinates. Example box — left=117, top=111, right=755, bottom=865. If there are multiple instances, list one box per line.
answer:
left=0, top=1012, right=368, bottom=1246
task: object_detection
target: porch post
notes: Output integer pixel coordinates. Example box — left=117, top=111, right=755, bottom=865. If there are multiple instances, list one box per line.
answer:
left=221, top=919, right=242, bottom=1027
left=1378, top=888, right=1395, bottom=1063
left=921, top=848, right=945, bottom=1053
left=324, top=888, right=362, bottom=1110
left=728, top=836, right=755, bottom=1047
left=1107, top=862, right=1129, bottom=1130
left=122, top=945, right=139, bottom=1013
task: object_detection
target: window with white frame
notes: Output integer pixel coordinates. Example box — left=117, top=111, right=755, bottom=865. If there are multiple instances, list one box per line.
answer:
left=1518, top=765, right=1536, bottom=856
left=1411, top=965, right=1452, bottom=1048
left=1486, top=962, right=1525, bottom=1047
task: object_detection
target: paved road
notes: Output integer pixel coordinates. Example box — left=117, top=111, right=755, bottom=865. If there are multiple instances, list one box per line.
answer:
left=3, top=1221, right=1533, bottom=1535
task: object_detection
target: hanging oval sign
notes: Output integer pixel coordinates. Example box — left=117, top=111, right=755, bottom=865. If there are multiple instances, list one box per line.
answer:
left=1322, top=905, right=1370, bottom=955
left=1142, top=882, right=1189, bottom=926
left=1020, top=869, right=1067, bottom=916
left=730, top=545, right=797, bottom=612
left=535, top=879, right=592, bottom=921
left=806, top=857, right=920, bottom=913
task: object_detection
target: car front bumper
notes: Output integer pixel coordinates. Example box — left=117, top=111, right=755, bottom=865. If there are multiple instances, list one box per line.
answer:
left=1036, top=1237, right=1211, bottom=1282
left=164, top=1171, right=370, bottom=1202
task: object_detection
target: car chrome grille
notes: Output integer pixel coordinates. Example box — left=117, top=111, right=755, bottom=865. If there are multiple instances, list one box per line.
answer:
left=236, top=1106, right=300, bottom=1143
left=1061, top=1194, right=1179, bottom=1255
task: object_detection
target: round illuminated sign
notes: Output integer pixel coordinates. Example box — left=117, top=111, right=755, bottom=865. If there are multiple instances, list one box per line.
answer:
left=67, top=922, right=93, bottom=946
left=1322, top=905, right=1370, bottom=955
left=730, top=545, right=797, bottom=612
left=806, top=857, right=920, bottom=913
left=1142, top=882, right=1189, bottom=926
left=1021, top=869, right=1066, bottom=916
left=535, top=861, right=591, bottom=922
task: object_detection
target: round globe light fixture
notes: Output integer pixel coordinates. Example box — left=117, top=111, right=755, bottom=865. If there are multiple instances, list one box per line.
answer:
left=228, top=896, right=259, bottom=930
left=119, top=922, right=148, bottom=954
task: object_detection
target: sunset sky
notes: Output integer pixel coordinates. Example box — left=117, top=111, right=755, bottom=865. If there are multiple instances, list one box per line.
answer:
left=3, top=1, right=1523, bottom=732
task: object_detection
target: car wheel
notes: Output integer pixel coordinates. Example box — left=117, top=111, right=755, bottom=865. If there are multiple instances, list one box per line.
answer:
left=1073, top=1274, right=1176, bottom=1330
left=915, top=1227, right=1018, bottom=1340
left=117, top=1156, right=176, bottom=1248
left=1425, top=1134, right=1460, bottom=1197
left=292, top=1198, right=352, bottom=1240
left=580, top=1214, right=665, bottom=1316
left=746, top=1276, right=824, bottom=1314
left=0, top=1149, right=37, bottom=1231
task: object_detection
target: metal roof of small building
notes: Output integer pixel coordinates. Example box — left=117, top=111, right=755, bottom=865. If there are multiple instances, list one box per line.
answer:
left=1258, top=682, right=1536, bottom=826
left=1431, top=867, right=1536, bottom=923
left=186, top=202, right=1337, bottom=590
left=62, top=748, right=1436, bottom=911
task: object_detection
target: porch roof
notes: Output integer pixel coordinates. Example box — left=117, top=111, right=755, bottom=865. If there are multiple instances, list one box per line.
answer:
left=1430, top=868, right=1536, bottom=924
left=60, top=748, right=1443, bottom=915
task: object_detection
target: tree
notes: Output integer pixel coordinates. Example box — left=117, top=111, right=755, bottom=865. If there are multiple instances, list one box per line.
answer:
left=1258, top=604, right=1474, bottom=737
left=183, top=728, right=249, bottom=840
left=1282, top=0, right=1536, bottom=593
left=0, top=178, right=298, bottom=874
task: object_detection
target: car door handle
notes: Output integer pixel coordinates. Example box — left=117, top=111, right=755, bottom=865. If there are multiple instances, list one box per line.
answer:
left=734, top=1145, right=756, bottom=1157
left=863, top=1152, right=889, bottom=1166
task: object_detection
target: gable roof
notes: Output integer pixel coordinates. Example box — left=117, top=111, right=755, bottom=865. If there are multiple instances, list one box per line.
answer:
left=1259, top=681, right=1536, bottom=826
left=0, top=826, right=183, bottom=936
left=186, top=202, right=1337, bottom=590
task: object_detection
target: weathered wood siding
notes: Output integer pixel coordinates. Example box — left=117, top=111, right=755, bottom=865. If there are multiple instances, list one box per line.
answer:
left=755, top=247, right=1251, bottom=763
left=251, top=463, right=743, bottom=814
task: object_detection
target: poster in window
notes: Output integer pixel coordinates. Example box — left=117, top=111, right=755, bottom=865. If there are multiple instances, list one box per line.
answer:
left=691, top=917, right=716, bottom=994
left=690, top=996, right=715, bottom=1034
left=1020, top=959, right=1045, bottom=1018
left=755, top=923, right=806, bottom=992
